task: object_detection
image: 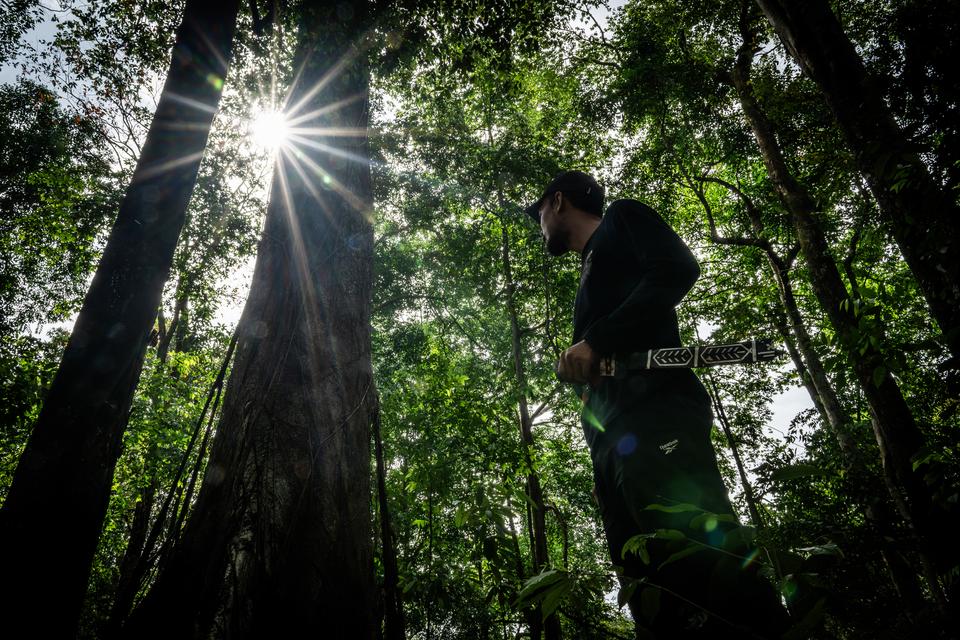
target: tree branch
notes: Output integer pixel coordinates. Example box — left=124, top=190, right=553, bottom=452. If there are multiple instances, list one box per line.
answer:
left=689, top=180, right=771, bottom=251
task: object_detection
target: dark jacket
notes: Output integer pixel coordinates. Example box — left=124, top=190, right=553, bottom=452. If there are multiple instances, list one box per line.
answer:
left=573, top=199, right=709, bottom=449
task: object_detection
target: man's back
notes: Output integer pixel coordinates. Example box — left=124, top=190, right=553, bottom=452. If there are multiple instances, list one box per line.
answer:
left=573, top=199, right=710, bottom=449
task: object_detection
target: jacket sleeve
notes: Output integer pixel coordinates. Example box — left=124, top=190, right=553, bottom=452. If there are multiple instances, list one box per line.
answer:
left=582, top=204, right=700, bottom=355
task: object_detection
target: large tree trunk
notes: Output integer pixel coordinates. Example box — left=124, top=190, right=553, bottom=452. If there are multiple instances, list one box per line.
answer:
left=0, top=1, right=240, bottom=634
left=754, top=0, right=960, bottom=362
left=499, top=221, right=562, bottom=640
left=728, top=7, right=941, bottom=573
left=122, top=1, right=377, bottom=637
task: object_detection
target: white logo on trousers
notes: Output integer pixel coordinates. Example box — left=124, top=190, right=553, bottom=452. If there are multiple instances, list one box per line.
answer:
left=660, top=439, right=679, bottom=455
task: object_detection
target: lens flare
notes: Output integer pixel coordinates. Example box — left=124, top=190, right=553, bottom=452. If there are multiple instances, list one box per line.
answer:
left=250, top=109, right=290, bottom=150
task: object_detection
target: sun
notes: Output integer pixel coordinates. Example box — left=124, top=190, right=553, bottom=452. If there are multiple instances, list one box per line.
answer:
left=250, top=109, right=290, bottom=150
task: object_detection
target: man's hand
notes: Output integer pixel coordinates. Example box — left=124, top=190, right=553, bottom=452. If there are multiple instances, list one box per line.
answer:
left=556, top=340, right=600, bottom=387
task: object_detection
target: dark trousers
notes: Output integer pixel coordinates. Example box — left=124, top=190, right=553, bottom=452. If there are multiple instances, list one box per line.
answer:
left=584, top=382, right=789, bottom=639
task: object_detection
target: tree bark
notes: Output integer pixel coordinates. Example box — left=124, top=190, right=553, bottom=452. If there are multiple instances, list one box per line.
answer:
left=769, top=305, right=829, bottom=423
left=754, top=0, right=960, bottom=362
left=0, top=1, right=240, bottom=634
left=728, top=13, right=938, bottom=568
left=122, top=2, right=377, bottom=637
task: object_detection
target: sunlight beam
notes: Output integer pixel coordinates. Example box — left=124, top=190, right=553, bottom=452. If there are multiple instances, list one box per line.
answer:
left=286, top=126, right=369, bottom=138
left=283, top=46, right=362, bottom=120
left=134, top=151, right=205, bottom=182
left=167, top=91, right=220, bottom=114
left=284, top=93, right=367, bottom=128
left=286, top=133, right=377, bottom=171
left=282, top=143, right=368, bottom=213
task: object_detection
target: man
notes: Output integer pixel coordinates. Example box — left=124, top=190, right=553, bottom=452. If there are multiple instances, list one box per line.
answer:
left=526, top=170, right=788, bottom=639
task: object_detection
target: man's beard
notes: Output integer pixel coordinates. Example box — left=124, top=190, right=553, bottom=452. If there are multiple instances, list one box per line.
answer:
left=545, top=229, right=569, bottom=256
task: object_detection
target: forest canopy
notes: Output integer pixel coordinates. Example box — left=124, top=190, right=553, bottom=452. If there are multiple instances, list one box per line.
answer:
left=0, top=0, right=957, bottom=638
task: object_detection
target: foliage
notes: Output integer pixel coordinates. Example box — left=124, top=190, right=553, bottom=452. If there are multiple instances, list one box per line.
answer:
left=0, top=80, right=117, bottom=338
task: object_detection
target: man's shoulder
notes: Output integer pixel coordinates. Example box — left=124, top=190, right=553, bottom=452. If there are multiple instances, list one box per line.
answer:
left=602, top=199, right=690, bottom=254
left=603, top=199, right=664, bottom=227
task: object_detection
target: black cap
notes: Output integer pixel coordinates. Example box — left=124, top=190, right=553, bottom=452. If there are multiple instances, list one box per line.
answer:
left=524, top=170, right=604, bottom=223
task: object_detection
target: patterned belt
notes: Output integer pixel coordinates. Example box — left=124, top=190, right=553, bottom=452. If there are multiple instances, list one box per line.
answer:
left=598, top=338, right=784, bottom=379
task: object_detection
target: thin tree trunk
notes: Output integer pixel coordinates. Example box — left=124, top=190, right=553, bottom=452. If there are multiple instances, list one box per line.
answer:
left=123, top=2, right=376, bottom=637
left=500, top=221, right=562, bottom=640
left=110, top=167, right=238, bottom=630
left=769, top=304, right=830, bottom=424
left=111, top=174, right=235, bottom=629
left=157, top=285, right=188, bottom=365
left=508, top=517, right=540, bottom=637
left=754, top=0, right=960, bottom=362
left=426, top=483, right=434, bottom=640
left=106, top=475, right=158, bottom=637
left=545, top=505, right=569, bottom=570
left=372, top=400, right=406, bottom=640
left=477, top=557, right=490, bottom=640
left=729, top=8, right=939, bottom=577
left=770, top=253, right=930, bottom=614
left=0, top=1, right=241, bottom=633
left=109, top=293, right=190, bottom=635
left=160, top=348, right=230, bottom=560
left=694, top=178, right=851, bottom=442
left=693, top=177, right=860, bottom=459
left=704, top=376, right=764, bottom=528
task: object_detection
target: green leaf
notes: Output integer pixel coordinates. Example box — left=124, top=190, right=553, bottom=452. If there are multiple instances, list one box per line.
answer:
left=653, top=529, right=687, bottom=541
left=770, top=464, right=826, bottom=482
left=912, top=446, right=944, bottom=470
left=643, top=502, right=703, bottom=514
left=540, top=578, right=573, bottom=621
left=622, top=534, right=653, bottom=564
left=689, top=511, right=737, bottom=531
left=622, top=529, right=687, bottom=563
left=514, top=569, right=572, bottom=621
left=796, top=543, right=843, bottom=558
left=658, top=543, right=707, bottom=569
left=514, top=569, right=565, bottom=608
